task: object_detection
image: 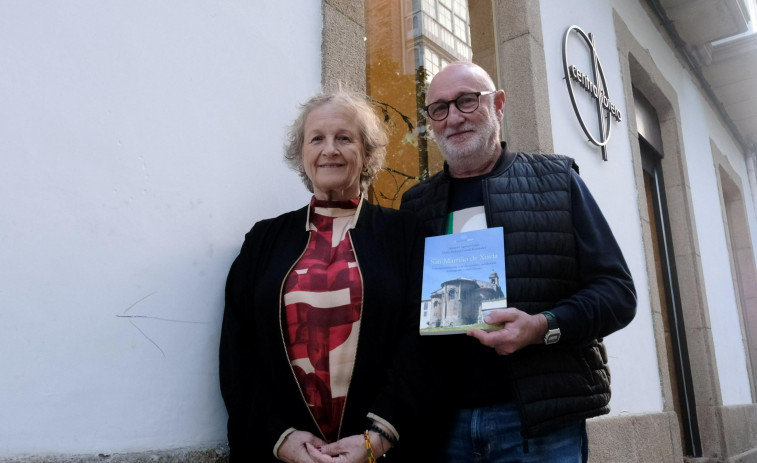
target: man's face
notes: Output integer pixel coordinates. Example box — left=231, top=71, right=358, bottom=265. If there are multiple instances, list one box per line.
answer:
left=426, top=65, right=504, bottom=172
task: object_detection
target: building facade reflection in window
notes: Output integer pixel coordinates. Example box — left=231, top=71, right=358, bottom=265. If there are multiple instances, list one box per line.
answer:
left=365, top=0, right=472, bottom=208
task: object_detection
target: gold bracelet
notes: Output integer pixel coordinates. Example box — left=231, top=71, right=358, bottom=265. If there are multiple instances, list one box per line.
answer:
left=367, top=423, right=398, bottom=447
left=364, top=430, right=376, bottom=463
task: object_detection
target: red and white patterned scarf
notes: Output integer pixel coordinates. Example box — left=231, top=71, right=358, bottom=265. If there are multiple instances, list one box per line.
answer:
left=282, top=196, right=363, bottom=442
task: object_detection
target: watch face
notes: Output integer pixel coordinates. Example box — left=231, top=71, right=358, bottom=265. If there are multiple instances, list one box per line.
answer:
left=545, top=331, right=560, bottom=344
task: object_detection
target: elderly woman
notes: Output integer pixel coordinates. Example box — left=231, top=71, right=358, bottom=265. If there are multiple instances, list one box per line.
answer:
left=220, top=91, right=424, bottom=463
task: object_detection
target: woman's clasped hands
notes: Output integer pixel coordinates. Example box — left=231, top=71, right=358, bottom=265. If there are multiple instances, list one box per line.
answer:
left=279, top=430, right=385, bottom=463
left=305, top=432, right=387, bottom=463
left=277, top=431, right=326, bottom=463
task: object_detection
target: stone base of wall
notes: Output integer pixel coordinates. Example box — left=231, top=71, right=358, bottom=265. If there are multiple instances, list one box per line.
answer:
left=589, top=405, right=757, bottom=463
left=0, top=445, right=229, bottom=463
left=588, top=411, right=684, bottom=463
left=714, top=404, right=757, bottom=462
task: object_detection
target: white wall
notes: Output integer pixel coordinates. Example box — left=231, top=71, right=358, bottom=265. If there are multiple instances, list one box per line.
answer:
left=606, top=0, right=756, bottom=406
left=0, top=1, right=319, bottom=457
left=540, top=0, right=757, bottom=412
left=680, top=86, right=753, bottom=405
left=540, top=0, right=663, bottom=415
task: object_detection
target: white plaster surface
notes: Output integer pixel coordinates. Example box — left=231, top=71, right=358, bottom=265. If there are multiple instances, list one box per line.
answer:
left=679, top=80, right=753, bottom=406
left=540, top=0, right=757, bottom=412
left=0, top=1, right=319, bottom=457
left=608, top=0, right=755, bottom=406
left=540, top=0, right=664, bottom=415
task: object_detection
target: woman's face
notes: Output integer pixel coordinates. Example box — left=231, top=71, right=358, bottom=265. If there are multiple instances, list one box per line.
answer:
left=302, top=102, right=365, bottom=201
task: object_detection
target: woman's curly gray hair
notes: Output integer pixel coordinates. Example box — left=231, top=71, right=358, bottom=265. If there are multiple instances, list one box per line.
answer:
left=284, top=91, right=388, bottom=194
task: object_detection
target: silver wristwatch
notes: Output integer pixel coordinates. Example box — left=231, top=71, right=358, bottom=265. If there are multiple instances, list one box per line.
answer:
left=543, top=312, right=561, bottom=345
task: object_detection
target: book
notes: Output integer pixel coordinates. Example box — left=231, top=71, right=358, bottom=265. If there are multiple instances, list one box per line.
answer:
left=420, top=227, right=507, bottom=335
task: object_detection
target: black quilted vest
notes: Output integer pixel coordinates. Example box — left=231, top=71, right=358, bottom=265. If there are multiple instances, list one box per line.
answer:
left=401, top=151, right=611, bottom=438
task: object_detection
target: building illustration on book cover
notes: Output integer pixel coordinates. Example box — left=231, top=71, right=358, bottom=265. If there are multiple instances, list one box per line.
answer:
left=421, top=272, right=505, bottom=329
left=420, top=227, right=507, bottom=335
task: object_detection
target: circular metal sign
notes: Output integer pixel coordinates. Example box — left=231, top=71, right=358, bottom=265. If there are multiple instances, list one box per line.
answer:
left=562, top=25, right=621, bottom=160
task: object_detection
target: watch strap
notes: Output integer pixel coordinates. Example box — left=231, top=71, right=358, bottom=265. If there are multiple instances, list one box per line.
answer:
left=543, top=311, right=558, bottom=330
left=542, top=311, right=560, bottom=344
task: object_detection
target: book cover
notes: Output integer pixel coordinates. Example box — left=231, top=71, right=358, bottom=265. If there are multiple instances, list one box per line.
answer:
left=420, top=227, right=507, bottom=335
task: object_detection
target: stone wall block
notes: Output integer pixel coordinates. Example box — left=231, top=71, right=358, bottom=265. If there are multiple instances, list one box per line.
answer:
left=492, top=0, right=543, bottom=44
left=324, top=0, right=365, bottom=28
left=322, top=3, right=366, bottom=93
left=497, top=34, right=553, bottom=153
left=587, top=412, right=683, bottom=463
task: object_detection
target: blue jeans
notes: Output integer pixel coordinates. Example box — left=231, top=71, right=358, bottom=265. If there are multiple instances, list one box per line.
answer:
left=439, top=403, right=587, bottom=463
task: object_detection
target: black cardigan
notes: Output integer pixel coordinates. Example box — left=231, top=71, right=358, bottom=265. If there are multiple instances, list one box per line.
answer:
left=220, top=201, right=424, bottom=462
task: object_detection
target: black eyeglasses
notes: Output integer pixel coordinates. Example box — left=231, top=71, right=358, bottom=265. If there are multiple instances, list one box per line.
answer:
left=423, top=91, right=496, bottom=121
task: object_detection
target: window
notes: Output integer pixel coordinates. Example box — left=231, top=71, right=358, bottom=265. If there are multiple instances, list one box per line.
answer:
left=454, top=16, right=467, bottom=40
left=441, top=29, right=455, bottom=49
left=438, top=5, right=452, bottom=30
left=365, top=0, right=480, bottom=208
left=635, top=88, right=702, bottom=457
left=424, top=49, right=441, bottom=78
left=422, top=0, right=436, bottom=16
left=453, top=0, right=467, bottom=19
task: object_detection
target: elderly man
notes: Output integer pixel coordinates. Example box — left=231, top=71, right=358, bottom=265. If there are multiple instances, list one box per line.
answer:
left=400, top=61, right=637, bottom=462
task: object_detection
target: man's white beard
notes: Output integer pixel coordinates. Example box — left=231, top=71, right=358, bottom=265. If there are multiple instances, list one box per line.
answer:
left=435, top=115, right=500, bottom=173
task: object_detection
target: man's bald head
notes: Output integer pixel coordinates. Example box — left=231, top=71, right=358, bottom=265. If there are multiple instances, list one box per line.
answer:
left=425, top=61, right=505, bottom=177
left=427, top=62, right=496, bottom=105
